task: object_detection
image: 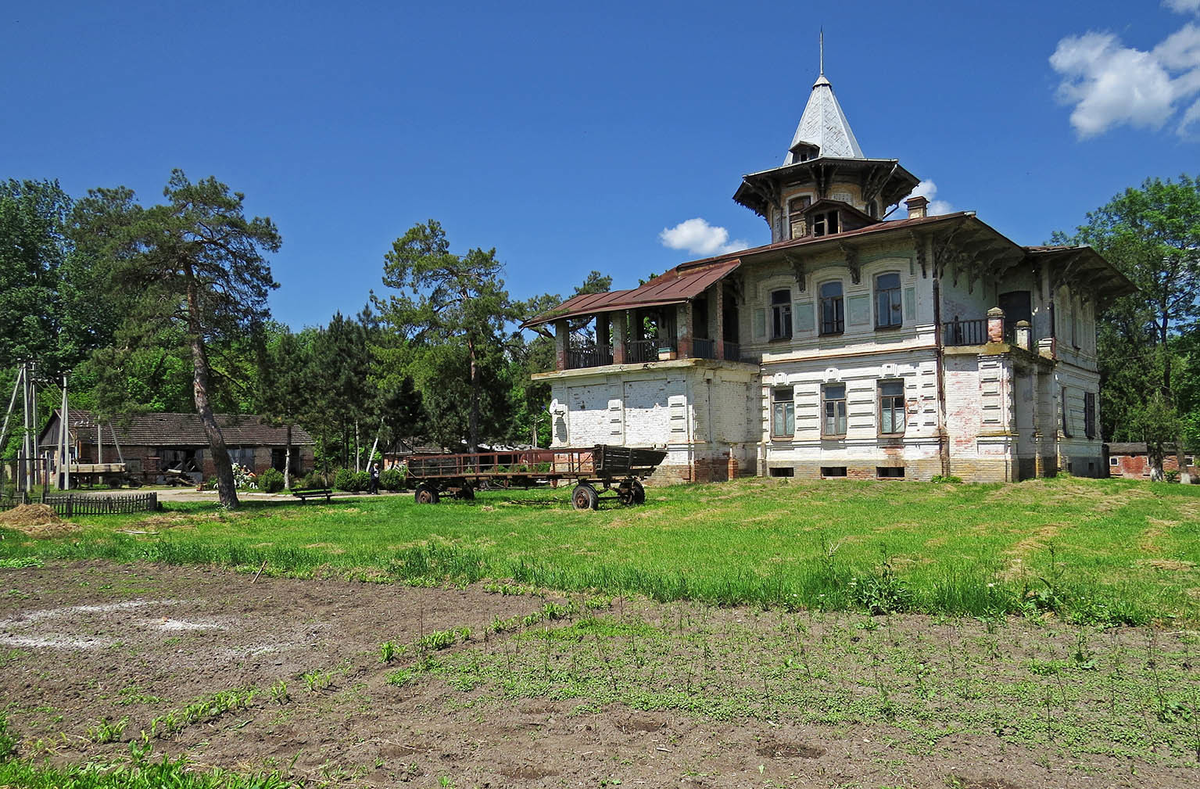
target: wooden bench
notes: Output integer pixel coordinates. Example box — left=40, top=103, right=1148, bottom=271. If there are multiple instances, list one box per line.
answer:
left=291, top=488, right=334, bottom=504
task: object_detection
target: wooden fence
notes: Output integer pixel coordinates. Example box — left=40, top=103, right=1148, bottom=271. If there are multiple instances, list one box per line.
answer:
left=0, top=491, right=159, bottom=517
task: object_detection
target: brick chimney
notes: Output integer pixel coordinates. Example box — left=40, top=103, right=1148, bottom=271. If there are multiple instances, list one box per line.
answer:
left=905, top=195, right=929, bottom=219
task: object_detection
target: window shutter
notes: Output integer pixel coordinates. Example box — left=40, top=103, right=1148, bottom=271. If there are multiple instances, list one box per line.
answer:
left=904, top=287, right=916, bottom=322
left=753, top=308, right=767, bottom=339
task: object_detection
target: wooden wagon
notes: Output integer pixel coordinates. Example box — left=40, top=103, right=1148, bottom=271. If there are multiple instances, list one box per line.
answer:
left=404, top=444, right=667, bottom=510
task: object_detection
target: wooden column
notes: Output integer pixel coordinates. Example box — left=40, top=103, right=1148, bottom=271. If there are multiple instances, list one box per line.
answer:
left=554, top=319, right=568, bottom=371
left=613, top=311, right=628, bottom=364
left=677, top=302, right=693, bottom=358
left=713, top=285, right=725, bottom=361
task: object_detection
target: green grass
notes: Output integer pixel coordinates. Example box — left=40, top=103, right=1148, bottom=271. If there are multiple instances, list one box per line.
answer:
left=2, top=476, right=1198, bottom=622
left=0, top=756, right=295, bottom=788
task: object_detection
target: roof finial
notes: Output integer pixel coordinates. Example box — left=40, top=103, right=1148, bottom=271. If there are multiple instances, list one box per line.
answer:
left=819, top=28, right=824, bottom=76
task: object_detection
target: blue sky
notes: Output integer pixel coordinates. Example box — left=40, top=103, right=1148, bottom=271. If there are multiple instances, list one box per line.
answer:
left=3, top=1, right=1198, bottom=329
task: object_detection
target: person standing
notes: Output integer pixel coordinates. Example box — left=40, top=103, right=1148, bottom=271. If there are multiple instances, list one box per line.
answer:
left=369, top=463, right=380, bottom=494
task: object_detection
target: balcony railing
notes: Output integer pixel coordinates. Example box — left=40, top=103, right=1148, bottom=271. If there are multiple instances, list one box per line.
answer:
left=566, top=344, right=613, bottom=369
left=691, top=338, right=716, bottom=360
left=561, top=337, right=747, bottom=370
left=628, top=338, right=677, bottom=363
left=942, top=318, right=988, bottom=347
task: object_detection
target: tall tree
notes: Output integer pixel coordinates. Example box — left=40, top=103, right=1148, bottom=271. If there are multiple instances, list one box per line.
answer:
left=72, top=171, right=281, bottom=507
left=1054, top=174, right=1200, bottom=479
left=376, top=220, right=518, bottom=452
left=1, top=179, right=115, bottom=376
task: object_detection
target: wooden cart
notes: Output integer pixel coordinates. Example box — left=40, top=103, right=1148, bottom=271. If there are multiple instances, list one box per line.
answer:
left=405, top=445, right=667, bottom=510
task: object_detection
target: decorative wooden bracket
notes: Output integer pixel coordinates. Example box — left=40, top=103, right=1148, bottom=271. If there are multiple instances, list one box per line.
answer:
left=839, top=243, right=860, bottom=284
left=910, top=231, right=927, bottom=278
left=783, top=252, right=806, bottom=292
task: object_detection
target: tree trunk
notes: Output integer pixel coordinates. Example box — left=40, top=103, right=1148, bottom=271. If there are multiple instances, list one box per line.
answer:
left=1176, top=441, right=1192, bottom=485
left=467, top=333, right=479, bottom=453
left=355, top=419, right=360, bottom=473
left=284, top=423, right=292, bottom=490
left=186, top=272, right=238, bottom=508
left=1148, top=440, right=1166, bottom=481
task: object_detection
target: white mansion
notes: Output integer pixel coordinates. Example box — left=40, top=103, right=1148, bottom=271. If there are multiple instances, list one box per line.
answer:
left=523, top=63, right=1132, bottom=483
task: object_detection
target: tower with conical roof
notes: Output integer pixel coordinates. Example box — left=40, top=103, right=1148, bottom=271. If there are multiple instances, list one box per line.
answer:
left=733, top=36, right=918, bottom=243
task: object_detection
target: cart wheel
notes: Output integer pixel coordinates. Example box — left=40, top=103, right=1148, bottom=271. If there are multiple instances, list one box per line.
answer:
left=631, top=479, right=646, bottom=505
left=617, top=485, right=635, bottom=507
left=571, top=483, right=599, bottom=511
left=455, top=484, right=475, bottom=501
left=414, top=484, right=440, bottom=504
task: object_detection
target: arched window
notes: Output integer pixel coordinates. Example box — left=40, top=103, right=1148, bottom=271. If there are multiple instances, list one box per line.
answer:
left=819, top=281, right=844, bottom=335
left=770, top=289, right=792, bottom=340
left=874, top=272, right=902, bottom=328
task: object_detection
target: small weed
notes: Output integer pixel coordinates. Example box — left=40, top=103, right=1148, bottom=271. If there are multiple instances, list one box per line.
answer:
left=146, top=688, right=256, bottom=739
left=380, top=640, right=404, bottom=663
left=0, top=558, right=43, bottom=569
left=0, top=712, right=16, bottom=760
left=87, top=717, right=128, bottom=743
left=417, top=627, right=470, bottom=651
left=271, top=680, right=290, bottom=706
left=437, top=775, right=456, bottom=788
left=302, top=670, right=332, bottom=692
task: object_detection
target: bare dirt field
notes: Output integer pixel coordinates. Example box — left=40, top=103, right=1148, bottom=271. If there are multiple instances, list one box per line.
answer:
left=1, top=561, right=1197, bottom=788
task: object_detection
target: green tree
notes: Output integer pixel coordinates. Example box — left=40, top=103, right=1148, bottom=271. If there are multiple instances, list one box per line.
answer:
left=375, top=220, right=518, bottom=452
left=1054, top=174, right=1200, bottom=479
left=72, top=170, right=281, bottom=508
left=1, top=179, right=117, bottom=377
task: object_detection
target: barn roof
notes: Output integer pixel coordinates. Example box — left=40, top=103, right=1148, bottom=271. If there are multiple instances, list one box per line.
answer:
left=39, top=410, right=315, bottom=448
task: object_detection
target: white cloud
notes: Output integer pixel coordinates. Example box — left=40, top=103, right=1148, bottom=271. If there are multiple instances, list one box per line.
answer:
left=1050, top=19, right=1200, bottom=139
left=888, top=179, right=954, bottom=220
left=659, top=218, right=747, bottom=256
left=1180, top=97, right=1200, bottom=136
left=1164, top=0, right=1200, bottom=15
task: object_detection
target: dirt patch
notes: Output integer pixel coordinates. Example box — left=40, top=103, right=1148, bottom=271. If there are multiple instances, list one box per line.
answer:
left=756, top=737, right=824, bottom=759
left=1142, top=558, right=1197, bottom=571
left=0, top=504, right=79, bottom=538
left=0, top=561, right=1196, bottom=789
left=949, top=777, right=1024, bottom=789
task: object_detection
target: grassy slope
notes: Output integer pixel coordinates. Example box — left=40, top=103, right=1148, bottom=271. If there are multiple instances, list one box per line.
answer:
left=2, top=476, right=1198, bottom=622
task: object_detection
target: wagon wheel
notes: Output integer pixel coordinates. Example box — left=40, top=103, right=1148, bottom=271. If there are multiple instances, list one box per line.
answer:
left=414, top=483, right=440, bottom=505
left=571, top=482, right=599, bottom=511
left=455, top=484, right=475, bottom=501
left=630, top=479, right=646, bottom=505
left=617, top=485, right=636, bottom=507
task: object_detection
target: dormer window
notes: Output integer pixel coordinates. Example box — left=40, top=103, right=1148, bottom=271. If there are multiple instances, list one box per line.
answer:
left=812, top=210, right=839, bottom=237
left=789, top=142, right=819, bottom=163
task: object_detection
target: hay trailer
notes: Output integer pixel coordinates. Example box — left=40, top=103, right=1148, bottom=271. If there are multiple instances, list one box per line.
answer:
left=405, top=445, right=667, bottom=510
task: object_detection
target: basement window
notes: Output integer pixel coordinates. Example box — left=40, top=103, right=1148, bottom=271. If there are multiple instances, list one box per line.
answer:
left=876, top=466, right=905, bottom=479
left=820, top=466, right=848, bottom=478
left=769, top=467, right=795, bottom=478
left=1109, top=456, right=1118, bottom=466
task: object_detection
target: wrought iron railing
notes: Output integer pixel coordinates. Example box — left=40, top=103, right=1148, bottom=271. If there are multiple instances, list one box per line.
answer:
left=566, top=344, right=614, bottom=369
left=691, top=338, right=716, bottom=359
left=723, top=341, right=741, bottom=362
left=942, top=318, right=988, bottom=347
left=628, top=339, right=675, bottom=363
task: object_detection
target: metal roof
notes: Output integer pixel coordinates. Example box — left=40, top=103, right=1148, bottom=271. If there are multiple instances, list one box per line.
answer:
left=1024, top=245, right=1137, bottom=300
left=38, top=410, right=315, bottom=448
left=785, top=71, right=864, bottom=162
left=522, top=258, right=741, bottom=328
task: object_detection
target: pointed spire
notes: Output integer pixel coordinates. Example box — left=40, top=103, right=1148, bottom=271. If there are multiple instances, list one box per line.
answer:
left=783, top=33, right=864, bottom=163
